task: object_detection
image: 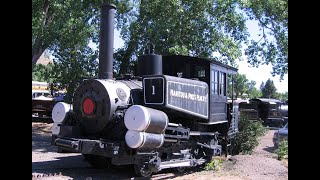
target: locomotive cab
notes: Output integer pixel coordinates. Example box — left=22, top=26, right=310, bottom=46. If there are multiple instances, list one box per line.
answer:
left=142, top=54, right=238, bottom=132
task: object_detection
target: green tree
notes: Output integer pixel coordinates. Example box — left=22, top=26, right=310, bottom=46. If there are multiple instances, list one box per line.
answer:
left=51, top=43, right=99, bottom=103
left=275, top=91, right=288, bottom=102
left=115, top=0, right=287, bottom=78
left=247, top=87, right=262, bottom=99
left=259, top=81, right=265, bottom=90
left=246, top=80, right=255, bottom=97
left=33, top=0, right=287, bottom=86
left=32, top=0, right=96, bottom=64
left=229, top=74, right=262, bottom=99
left=246, top=80, right=262, bottom=98
left=233, top=74, right=249, bottom=99
left=32, top=0, right=131, bottom=64
left=32, top=63, right=55, bottom=82
left=239, top=0, right=288, bottom=79
left=260, top=79, right=277, bottom=98
left=281, top=91, right=288, bottom=101
left=115, top=0, right=249, bottom=74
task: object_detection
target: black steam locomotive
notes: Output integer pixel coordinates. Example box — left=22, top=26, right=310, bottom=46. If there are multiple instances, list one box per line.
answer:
left=238, top=98, right=285, bottom=127
left=51, top=3, right=239, bottom=177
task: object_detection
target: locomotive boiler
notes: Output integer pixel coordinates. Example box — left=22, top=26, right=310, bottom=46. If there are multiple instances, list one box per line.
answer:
left=51, top=3, right=239, bottom=177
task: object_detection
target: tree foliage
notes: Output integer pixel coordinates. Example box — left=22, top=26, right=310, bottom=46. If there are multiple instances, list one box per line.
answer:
left=275, top=140, right=288, bottom=160
left=115, top=0, right=249, bottom=74
left=232, top=115, right=267, bottom=155
left=32, top=0, right=131, bottom=64
left=260, top=78, right=277, bottom=98
left=32, top=0, right=97, bottom=64
left=32, top=63, right=55, bottom=82
left=32, top=0, right=288, bottom=90
left=281, top=91, right=288, bottom=101
left=247, top=87, right=262, bottom=99
left=239, top=0, right=288, bottom=79
left=275, top=91, right=288, bottom=102
left=233, top=74, right=249, bottom=99
left=230, top=73, right=262, bottom=99
left=115, top=0, right=287, bottom=77
left=246, top=80, right=262, bottom=99
left=51, top=43, right=99, bottom=103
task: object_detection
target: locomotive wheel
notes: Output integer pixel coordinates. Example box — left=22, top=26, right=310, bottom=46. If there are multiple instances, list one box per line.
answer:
left=176, top=167, right=185, bottom=173
left=57, top=147, right=72, bottom=153
left=134, top=164, right=152, bottom=177
left=193, top=147, right=207, bottom=160
left=83, top=154, right=111, bottom=169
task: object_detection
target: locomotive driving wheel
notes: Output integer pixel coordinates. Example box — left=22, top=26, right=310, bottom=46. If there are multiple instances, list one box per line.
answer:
left=176, top=167, right=185, bottom=172
left=134, top=164, right=152, bottom=177
left=82, top=154, right=112, bottom=169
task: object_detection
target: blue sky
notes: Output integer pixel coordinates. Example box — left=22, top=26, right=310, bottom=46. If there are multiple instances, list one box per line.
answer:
left=111, top=24, right=288, bottom=93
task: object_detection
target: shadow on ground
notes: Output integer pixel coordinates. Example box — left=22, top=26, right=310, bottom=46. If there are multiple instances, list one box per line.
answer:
left=32, top=130, right=203, bottom=180
left=32, top=154, right=203, bottom=180
left=263, top=146, right=276, bottom=154
left=32, top=131, right=56, bottom=152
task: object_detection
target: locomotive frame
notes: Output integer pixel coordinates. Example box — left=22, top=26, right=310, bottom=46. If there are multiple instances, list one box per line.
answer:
left=51, top=3, right=239, bottom=177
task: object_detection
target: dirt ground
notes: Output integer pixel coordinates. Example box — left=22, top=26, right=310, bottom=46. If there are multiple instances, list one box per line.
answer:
left=32, top=122, right=288, bottom=180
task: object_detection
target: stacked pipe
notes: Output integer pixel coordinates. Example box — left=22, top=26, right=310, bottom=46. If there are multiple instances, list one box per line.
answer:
left=124, top=105, right=168, bottom=149
left=51, top=102, right=73, bottom=135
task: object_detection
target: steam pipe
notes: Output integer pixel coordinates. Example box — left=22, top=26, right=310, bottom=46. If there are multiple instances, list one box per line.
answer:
left=98, top=3, right=116, bottom=79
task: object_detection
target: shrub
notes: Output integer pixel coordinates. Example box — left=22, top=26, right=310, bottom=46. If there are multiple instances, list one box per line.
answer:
left=232, top=115, right=267, bottom=155
left=275, top=140, right=288, bottom=160
left=204, top=158, right=223, bottom=171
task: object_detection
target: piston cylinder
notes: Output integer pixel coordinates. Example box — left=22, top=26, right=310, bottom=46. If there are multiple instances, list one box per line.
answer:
left=124, top=105, right=168, bottom=133
left=52, top=102, right=73, bottom=123
left=125, top=130, right=164, bottom=149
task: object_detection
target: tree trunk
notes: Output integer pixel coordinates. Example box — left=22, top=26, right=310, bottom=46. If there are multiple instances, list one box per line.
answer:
left=32, top=0, right=51, bottom=64
left=32, top=37, right=45, bottom=64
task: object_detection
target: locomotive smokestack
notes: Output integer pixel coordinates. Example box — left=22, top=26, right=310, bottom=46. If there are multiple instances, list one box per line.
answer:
left=98, top=3, right=116, bottom=79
